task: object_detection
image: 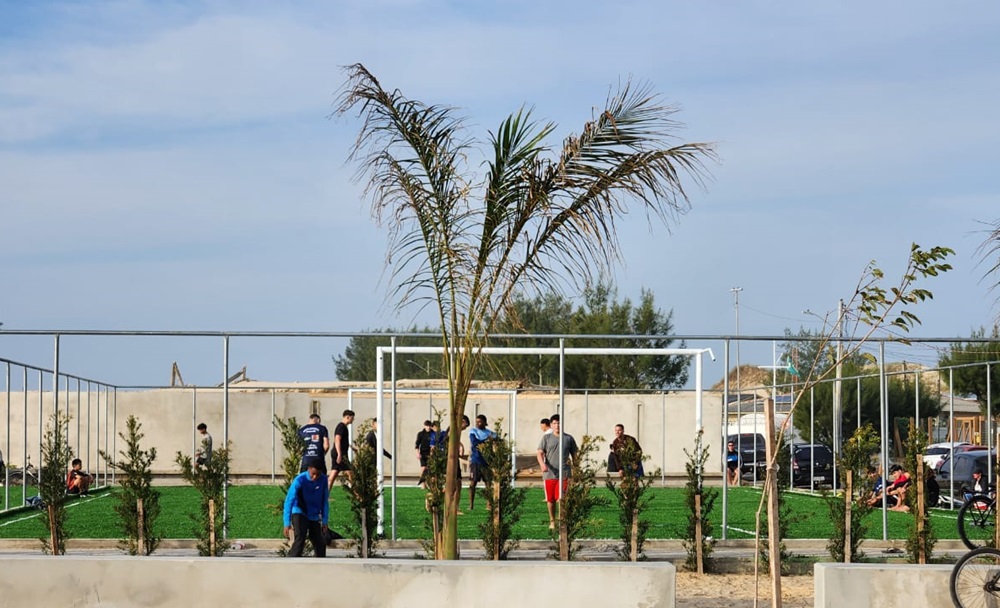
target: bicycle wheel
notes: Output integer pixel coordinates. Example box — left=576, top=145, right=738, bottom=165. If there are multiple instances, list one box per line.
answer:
left=951, top=547, right=1000, bottom=608
left=959, top=496, right=997, bottom=550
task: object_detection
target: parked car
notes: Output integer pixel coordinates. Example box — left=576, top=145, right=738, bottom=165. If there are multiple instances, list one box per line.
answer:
left=791, top=443, right=835, bottom=487
left=727, top=433, right=767, bottom=482
left=934, top=445, right=988, bottom=472
left=937, top=449, right=996, bottom=502
left=923, top=441, right=970, bottom=471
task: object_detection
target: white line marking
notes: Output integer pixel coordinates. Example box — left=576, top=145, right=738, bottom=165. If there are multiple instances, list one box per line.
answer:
left=0, top=492, right=108, bottom=528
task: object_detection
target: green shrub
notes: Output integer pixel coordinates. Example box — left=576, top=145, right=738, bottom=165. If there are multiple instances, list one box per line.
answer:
left=100, top=415, right=161, bottom=555
left=903, top=422, right=935, bottom=563
left=552, top=434, right=606, bottom=561
left=825, top=423, right=878, bottom=562
left=38, top=414, right=73, bottom=555
left=175, top=443, right=231, bottom=556
left=682, top=430, right=716, bottom=571
left=607, top=437, right=658, bottom=561
left=342, top=419, right=381, bottom=557
left=477, top=419, right=527, bottom=560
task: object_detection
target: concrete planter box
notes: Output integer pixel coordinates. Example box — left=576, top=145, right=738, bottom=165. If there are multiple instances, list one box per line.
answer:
left=0, top=555, right=676, bottom=608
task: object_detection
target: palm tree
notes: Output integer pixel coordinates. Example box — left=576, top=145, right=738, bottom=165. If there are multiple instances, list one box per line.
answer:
left=336, top=63, right=716, bottom=559
left=980, top=219, right=1000, bottom=303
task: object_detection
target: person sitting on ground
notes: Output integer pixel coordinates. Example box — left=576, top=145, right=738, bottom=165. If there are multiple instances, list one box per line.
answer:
left=972, top=467, right=987, bottom=494
left=725, top=441, right=741, bottom=487
left=865, top=466, right=885, bottom=507
left=66, top=458, right=93, bottom=496
left=925, top=467, right=940, bottom=508
left=886, top=464, right=911, bottom=511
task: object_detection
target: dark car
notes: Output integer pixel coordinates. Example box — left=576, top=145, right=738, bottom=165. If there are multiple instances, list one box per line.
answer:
left=791, top=443, right=835, bottom=487
left=727, top=433, right=767, bottom=482
left=937, top=449, right=996, bottom=501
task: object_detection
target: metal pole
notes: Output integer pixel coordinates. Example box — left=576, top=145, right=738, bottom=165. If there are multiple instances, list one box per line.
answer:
left=22, top=367, right=28, bottom=505
left=375, top=348, right=385, bottom=536
left=191, top=386, right=198, bottom=467
left=987, top=364, right=993, bottom=485
left=810, top=386, right=815, bottom=492
left=721, top=338, right=730, bottom=540
left=37, top=370, right=42, bottom=478
left=270, top=389, right=276, bottom=483
left=380, top=337, right=394, bottom=538
left=833, top=299, right=844, bottom=458
left=222, top=335, right=230, bottom=540
left=86, top=382, right=92, bottom=479
left=112, top=387, right=117, bottom=485
left=949, top=368, right=955, bottom=509
left=880, top=342, right=888, bottom=540
left=509, top=392, right=516, bottom=487
left=558, top=338, right=565, bottom=502
left=4, top=362, right=9, bottom=509
left=75, top=379, right=81, bottom=458
left=53, top=335, right=60, bottom=436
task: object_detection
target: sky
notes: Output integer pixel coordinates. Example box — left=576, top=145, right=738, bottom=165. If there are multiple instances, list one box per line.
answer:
left=1, top=0, right=999, bottom=388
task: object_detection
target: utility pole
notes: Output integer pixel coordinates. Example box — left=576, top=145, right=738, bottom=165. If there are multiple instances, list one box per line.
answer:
left=730, top=287, right=743, bottom=413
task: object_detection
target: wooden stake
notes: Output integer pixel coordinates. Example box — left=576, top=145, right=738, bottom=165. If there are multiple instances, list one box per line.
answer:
left=915, top=460, right=925, bottom=564
left=361, top=507, right=369, bottom=559
left=137, top=498, right=146, bottom=556
left=844, top=470, right=852, bottom=563
left=48, top=504, right=59, bottom=555
left=559, top=493, right=569, bottom=561
left=694, top=494, right=703, bottom=573
left=764, top=398, right=782, bottom=608
left=209, top=499, right=216, bottom=557
left=492, top=481, right=501, bottom=560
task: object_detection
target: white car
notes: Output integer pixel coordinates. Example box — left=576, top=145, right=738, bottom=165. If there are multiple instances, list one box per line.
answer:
left=923, top=441, right=970, bottom=471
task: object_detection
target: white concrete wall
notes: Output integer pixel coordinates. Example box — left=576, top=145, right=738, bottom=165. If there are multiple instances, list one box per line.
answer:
left=1, top=387, right=724, bottom=478
left=814, top=563, right=953, bottom=607
left=0, top=555, right=676, bottom=608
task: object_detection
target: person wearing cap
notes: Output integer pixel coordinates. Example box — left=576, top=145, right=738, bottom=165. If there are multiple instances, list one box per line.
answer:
left=283, top=456, right=330, bottom=557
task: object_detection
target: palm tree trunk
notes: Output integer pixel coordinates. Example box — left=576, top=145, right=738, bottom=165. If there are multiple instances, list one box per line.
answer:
left=441, top=380, right=470, bottom=560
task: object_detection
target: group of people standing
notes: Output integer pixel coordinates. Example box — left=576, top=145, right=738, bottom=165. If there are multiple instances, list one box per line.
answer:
left=413, top=414, right=497, bottom=511
left=280, top=408, right=647, bottom=555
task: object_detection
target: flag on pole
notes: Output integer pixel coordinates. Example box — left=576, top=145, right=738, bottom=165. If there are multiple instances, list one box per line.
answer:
left=785, top=357, right=800, bottom=378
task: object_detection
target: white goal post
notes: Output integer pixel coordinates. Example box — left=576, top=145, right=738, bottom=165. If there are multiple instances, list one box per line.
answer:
left=371, top=343, right=715, bottom=537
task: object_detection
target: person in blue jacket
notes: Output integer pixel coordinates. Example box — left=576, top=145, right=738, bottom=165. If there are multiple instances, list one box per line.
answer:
left=283, top=456, right=330, bottom=557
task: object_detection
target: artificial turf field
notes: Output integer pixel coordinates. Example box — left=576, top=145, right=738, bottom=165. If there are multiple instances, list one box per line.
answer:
left=0, top=484, right=965, bottom=542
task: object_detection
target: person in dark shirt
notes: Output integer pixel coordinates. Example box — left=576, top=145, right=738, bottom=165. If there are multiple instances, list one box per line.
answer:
left=364, top=418, right=392, bottom=459
left=725, top=441, right=741, bottom=486
left=609, top=424, right=644, bottom=478
left=925, top=467, right=940, bottom=508
left=415, top=420, right=434, bottom=486
left=328, top=409, right=355, bottom=489
left=298, top=414, right=329, bottom=473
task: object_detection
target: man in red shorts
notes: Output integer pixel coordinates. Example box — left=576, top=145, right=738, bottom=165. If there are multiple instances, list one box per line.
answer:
left=536, top=414, right=578, bottom=531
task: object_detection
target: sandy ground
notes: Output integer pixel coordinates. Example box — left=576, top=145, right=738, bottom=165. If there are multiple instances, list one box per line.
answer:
left=675, top=572, right=814, bottom=608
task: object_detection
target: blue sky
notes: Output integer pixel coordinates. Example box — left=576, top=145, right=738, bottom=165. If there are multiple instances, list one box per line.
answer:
left=1, top=0, right=999, bottom=387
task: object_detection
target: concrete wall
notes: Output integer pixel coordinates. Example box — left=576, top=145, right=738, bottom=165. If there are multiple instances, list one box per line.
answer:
left=1, top=387, right=723, bottom=478
left=0, top=555, right=676, bottom=608
left=814, top=563, right=953, bottom=607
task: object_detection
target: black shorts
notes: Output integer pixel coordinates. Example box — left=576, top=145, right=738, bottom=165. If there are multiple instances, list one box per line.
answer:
left=419, top=453, right=429, bottom=468
left=331, top=458, right=352, bottom=472
left=469, top=463, right=484, bottom=484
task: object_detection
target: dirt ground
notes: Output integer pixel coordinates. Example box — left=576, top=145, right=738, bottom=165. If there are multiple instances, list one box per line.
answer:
left=675, top=572, right=814, bottom=608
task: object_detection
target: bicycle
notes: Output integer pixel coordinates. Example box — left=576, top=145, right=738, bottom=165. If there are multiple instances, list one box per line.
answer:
left=958, top=486, right=997, bottom=550
left=1, top=456, right=40, bottom=487
left=951, top=546, right=1000, bottom=608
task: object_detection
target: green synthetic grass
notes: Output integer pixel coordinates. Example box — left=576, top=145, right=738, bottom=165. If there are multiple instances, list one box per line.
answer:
left=0, top=484, right=965, bottom=542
